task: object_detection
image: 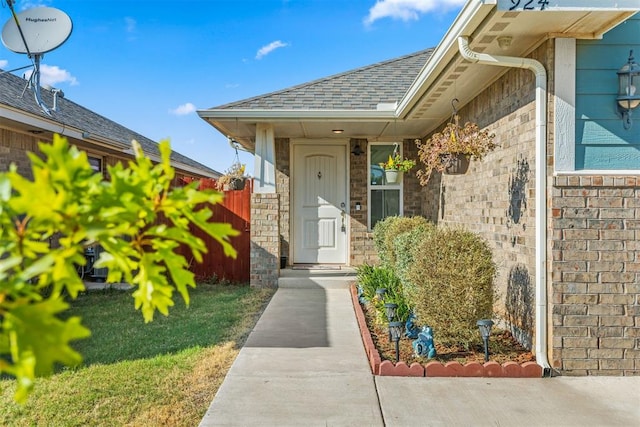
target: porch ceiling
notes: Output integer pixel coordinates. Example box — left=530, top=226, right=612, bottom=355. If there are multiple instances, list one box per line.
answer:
left=198, top=3, right=637, bottom=152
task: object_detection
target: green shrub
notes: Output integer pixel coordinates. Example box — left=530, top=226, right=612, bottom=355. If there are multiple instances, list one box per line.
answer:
left=356, top=264, right=411, bottom=325
left=405, top=227, right=496, bottom=348
left=393, top=222, right=436, bottom=285
left=373, top=216, right=431, bottom=268
left=356, top=263, right=377, bottom=301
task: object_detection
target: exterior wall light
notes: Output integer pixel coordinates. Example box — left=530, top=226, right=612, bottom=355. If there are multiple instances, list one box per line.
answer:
left=617, top=50, right=640, bottom=130
left=476, top=319, right=494, bottom=362
left=351, top=141, right=364, bottom=156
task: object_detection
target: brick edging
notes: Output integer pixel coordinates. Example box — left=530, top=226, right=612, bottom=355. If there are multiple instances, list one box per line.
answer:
left=349, top=284, right=542, bottom=378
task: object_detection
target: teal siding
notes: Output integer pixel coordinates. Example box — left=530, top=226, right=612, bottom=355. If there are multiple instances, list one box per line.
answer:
left=575, top=15, right=640, bottom=170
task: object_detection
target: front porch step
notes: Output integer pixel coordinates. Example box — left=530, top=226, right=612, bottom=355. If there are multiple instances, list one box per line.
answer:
left=278, top=268, right=357, bottom=289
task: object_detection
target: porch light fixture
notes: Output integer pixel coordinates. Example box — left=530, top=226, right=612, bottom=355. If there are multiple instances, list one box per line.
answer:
left=332, top=129, right=344, bottom=134
left=351, top=141, right=364, bottom=156
left=617, top=50, right=640, bottom=130
left=388, top=321, right=404, bottom=362
left=476, top=319, right=494, bottom=362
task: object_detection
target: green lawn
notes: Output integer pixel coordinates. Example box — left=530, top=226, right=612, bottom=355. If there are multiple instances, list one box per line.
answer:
left=0, top=282, right=274, bottom=426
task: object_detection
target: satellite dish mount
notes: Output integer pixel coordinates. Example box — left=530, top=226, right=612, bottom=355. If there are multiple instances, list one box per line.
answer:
left=1, top=2, right=73, bottom=115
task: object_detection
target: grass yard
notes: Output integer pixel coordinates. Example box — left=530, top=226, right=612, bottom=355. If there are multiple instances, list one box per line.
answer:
left=0, top=282, right=275, bottom=426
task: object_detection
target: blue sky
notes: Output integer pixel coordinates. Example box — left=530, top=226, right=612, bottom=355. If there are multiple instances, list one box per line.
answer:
left=0, top=0, right=465, bottom=174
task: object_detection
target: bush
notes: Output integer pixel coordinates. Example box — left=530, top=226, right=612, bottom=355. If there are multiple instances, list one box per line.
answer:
left=405, top=227, right=496, bottom=348
left=393, top=222, right=436, bottom=285
left=356, top=264, right=411, bottom=326
left=373, top=216, right=431, bottom=268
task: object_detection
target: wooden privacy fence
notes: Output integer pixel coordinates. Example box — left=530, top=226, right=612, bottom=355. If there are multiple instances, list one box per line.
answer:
left=176, top=177, right=252, bottom=283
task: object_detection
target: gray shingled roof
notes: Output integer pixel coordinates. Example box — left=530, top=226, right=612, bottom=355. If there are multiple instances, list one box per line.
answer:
left=0, top=70, right=218, bottom=177
left=215, top=48, right=434, bottom=110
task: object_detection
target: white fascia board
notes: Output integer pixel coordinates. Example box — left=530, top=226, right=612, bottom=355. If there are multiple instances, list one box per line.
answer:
left=121, top=148, right=219, bottom=179
left=197, top=109, right=397, bottom=121
left=396, top=0, right=497, bottom=118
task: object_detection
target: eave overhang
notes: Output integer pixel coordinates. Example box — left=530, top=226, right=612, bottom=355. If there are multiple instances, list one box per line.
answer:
left=1, top=105, right=219, bottom=179
left=198, top=0, right=639, bottom=151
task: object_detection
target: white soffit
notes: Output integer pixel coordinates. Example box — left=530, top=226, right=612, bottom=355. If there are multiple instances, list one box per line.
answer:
left=399, top=0, right=638, bottom=129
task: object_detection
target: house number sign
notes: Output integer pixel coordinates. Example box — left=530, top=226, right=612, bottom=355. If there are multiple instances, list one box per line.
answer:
left=498, top=0, right=640, bottom=11
left=500, top=0, right=550, bottom=10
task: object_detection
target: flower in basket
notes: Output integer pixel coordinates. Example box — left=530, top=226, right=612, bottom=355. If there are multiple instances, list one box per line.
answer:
left=416, top=114, right=496, bottom=185
left=216, top=162, right=248, bottom=190
left=379, top=154, right=416, bottom=173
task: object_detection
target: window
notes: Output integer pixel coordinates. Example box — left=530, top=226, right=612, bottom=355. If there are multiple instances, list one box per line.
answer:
left=88, top=155, right=103, bottom=173
left=368, top=143, right=403, bottom=229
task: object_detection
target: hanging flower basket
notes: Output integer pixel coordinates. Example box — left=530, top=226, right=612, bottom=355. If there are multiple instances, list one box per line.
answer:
left=217, top=145, right=249, bottom=191
left=442, top=153, right=470, bottom=175
left=379, top=151, right=415, bottom=185
left=385, top=169, right=400, bottom=184
left=228, top=177, right=246, bottom=191
left=416, top=110, right=496, bottom=185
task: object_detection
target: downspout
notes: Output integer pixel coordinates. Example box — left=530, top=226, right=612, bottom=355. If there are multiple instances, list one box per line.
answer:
left=457, top=36, right=551, bottom=375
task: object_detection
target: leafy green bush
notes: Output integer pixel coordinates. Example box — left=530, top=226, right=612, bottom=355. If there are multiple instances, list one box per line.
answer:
left=356, top=264, right=410, bottom=325
left=404, top=227, right=496, bottom=348
left=373, top=216, right=431, bottom=268
left=393, top=222, right=436, bottom=284
left=0, top=135, right=238, bottom=402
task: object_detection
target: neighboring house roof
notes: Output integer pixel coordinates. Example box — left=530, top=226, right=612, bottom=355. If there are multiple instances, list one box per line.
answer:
left=216, top=48, right=434, bottom=111
left=0, top=70, right=220, bottom=178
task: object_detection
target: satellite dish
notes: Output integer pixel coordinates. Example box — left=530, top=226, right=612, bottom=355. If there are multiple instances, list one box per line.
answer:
left=1, top=7, right=72, bottom=55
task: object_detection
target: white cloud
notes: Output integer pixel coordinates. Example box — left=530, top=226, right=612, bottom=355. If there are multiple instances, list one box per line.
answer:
left=24, top=64, right=78, bottom=86
left=0, top=60, right=8, bottom=69
left=255, top=40, right=289, bottom=60
left=364, top=0, right=465, bottom=25
left=124, top=17, right=137, bottom=33
left=17, top=1, right=50, bottom=11
left=170, top=102, right=197, bottom=116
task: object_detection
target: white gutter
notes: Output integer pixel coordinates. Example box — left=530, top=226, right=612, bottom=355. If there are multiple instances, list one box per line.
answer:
left=457, top=36, right=551, bottom=375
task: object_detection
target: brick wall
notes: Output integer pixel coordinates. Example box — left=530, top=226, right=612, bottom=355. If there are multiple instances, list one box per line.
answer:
left=0, top=129, right=41, bottom=179
left=275, top=138, right=290, bottom=264
left=250, top=193, right=280, bottom=288
left=420, top=45, right=548, bottom=350
left=551, top=176, right=640, bottom=375
left=350, top=139, right=377, bottom=265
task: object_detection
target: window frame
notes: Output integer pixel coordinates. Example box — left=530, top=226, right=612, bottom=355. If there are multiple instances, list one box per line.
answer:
left=367, top=141, right=404, bottom=230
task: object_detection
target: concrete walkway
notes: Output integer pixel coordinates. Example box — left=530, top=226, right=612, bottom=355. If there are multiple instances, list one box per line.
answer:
left=199, top=269, right=383, bottom=426
left=200, top=269, right=640, bottom=427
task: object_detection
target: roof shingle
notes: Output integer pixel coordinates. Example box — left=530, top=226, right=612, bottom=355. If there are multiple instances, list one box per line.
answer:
left=215, top=48, right=433, bottom=111
left=0, top=70, right=218, bottom=176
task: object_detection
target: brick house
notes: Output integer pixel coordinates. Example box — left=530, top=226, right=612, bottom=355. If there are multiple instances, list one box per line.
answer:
left=199, top=2, right=640, bottom=376
left=1, top=70, right=219, bottom=181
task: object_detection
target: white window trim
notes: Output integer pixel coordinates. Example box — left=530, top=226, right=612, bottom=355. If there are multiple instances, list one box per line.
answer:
left=554, top=38, right=576, bottom=173
left=367, top=141, right=404, bottom=230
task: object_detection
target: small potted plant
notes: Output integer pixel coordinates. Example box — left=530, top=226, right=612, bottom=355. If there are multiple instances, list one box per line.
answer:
left=379, top=153, right=416, bottom=184
left=416, top=114, right=496, bottom=185
left=216, top=162, right=248, bottom=191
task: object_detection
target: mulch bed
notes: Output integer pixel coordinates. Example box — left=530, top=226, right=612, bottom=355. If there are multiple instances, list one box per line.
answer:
left=361, top=302, right=535, bottom=366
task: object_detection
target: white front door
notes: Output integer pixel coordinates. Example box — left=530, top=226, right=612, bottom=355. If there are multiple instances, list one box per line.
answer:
left=293, top=144, right=348, bottom=264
